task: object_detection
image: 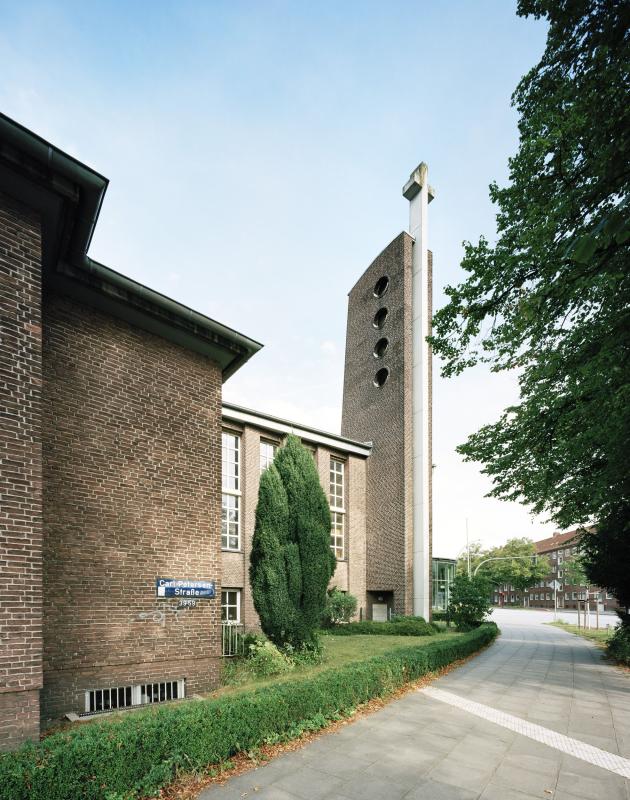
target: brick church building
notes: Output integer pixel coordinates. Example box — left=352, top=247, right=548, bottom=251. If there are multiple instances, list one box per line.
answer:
left=0, top=114, right=434, bottom=748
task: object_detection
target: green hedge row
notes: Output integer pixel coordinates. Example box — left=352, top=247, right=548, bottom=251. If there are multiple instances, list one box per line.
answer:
left=325, top=619, right=435, bottom=636
left=0, top=624, right=498, bottom=800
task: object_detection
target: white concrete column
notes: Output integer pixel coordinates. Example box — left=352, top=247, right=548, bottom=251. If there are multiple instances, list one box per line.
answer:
left=403, top=163, right=434, bottom=619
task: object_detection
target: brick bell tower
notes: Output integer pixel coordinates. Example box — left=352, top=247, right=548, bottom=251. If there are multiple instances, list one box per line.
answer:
left=341, top=163, right=434, bottom=619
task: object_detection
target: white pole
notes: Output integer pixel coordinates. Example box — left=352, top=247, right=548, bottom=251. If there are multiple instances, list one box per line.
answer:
left=466, top=518, right=471, bottom=578
left=554, top=586, right=557, bottom=622
left=596, top=592, right=600, bottom=630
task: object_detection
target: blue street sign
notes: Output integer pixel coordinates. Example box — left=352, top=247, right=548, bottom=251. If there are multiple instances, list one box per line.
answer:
left=156, top=578, right=215, bottom=599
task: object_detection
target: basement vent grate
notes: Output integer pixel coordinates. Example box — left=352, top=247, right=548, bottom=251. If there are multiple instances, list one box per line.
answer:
left=83, top=679, right=185, bottom=716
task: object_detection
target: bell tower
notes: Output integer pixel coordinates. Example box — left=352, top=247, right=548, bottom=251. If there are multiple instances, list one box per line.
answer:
left=341, top=164, right=434, bottom=619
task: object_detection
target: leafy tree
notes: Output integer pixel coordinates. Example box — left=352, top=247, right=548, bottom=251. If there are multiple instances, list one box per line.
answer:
left=429, top=1, right=630, bottom=607
left=249, top=463, right=295, bottom=646
left=484, top=538, right=550, bottom=592
left=321, top=588, right=358, bottom=627
left=458, top=538, right=549, bottom=593
left=448, top=574, right=493, bottom=630
left=581, top=509, right=630, bottom=609
left=563, top=552, right=589, bottom=588
left=250, top=435, right=335, bottom=647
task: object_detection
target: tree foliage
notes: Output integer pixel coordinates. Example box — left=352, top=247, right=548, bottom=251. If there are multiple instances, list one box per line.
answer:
left=448, top=574, right=493, bottom=630
left=321, top=588, right=358, bottom=627
left=563, top=552, right=589, bottom=588
left=581, top=509, right=630, bottom=609
left=430, top=1, right=630, bottom=603
left=250, top=435, right=336, bottom=647
left=457, top=538, right=549, bottom=592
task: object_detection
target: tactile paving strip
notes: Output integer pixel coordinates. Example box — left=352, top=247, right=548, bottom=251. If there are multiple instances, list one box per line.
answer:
left=421, top=686, right=630, bottom=780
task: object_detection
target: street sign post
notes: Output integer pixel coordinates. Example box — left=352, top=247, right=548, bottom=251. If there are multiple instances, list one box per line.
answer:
left=550, top=579, right=561, bottom=621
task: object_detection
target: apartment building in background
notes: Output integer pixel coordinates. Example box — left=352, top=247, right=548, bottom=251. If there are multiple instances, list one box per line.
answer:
left=493, top=529, right=619, bottom=612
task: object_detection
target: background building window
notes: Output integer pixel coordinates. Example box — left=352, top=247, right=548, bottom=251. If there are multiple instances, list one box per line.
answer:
left=260, top=440, right=277, bottom=473
left=221, top=589, right=240, bottom=622
left=329, top=458, right=345, bottom=559
left=222, top=432, right=241, bottom=550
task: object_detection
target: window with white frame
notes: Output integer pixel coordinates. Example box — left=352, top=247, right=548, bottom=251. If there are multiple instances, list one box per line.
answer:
left=259, top=440, right=277, bottom=473
left=221, top=589, right=241, bottom=623
left=329, top=458, right=345, bottom=560
left=222, top=432, right=241, bottom=550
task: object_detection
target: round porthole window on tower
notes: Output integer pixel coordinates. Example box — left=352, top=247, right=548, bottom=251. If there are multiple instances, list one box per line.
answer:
left=372, top=307, right=388, bottom=329
left=374, top=367, right=390, bottom=388
left=373, top=337, right=389, bottom=359
left=373, top=276, right=390, bottom=298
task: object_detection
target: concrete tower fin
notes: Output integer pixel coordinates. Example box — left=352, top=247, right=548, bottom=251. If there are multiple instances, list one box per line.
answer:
left=402, top=162, right=434, bottom=619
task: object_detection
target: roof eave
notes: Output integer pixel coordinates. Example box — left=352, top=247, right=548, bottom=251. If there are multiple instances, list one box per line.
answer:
left=0, top=112, right=262, bottom=381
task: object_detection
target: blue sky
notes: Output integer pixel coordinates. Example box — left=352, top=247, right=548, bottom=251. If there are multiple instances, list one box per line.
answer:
left=0, top=1, right=558, bottom=556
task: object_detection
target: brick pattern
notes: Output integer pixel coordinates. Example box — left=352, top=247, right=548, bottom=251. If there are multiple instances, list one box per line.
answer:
left=341, top=232, right=415, bottom=614
left=41, top=295, right=223, bottom=721
left=221, top=425, right=368, bottom=628
left=0, top=192, right=43, bottom=748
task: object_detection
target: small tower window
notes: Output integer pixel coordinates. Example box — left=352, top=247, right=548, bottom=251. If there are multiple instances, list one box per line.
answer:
left=373, top=276, right=390, bottom=298
left=373, top=338, right=389, bottom=359
left=374, top=367, right=390, bottom=387
left=372, top=308, right=388, bottom=329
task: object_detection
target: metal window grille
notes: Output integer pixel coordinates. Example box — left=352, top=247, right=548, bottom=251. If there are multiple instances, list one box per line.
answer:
left=84, top=679, right=185, bottom=715
left=222, top=622, right=244, bottom=657
left=86, top=685, right=134, bottom=714
left=140, top=680, right=182, bottom=704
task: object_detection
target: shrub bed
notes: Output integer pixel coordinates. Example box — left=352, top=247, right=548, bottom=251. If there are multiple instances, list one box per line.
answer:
left=0, top=624, right=498, bottom=800
left=325, top=619, right=435, bottom=636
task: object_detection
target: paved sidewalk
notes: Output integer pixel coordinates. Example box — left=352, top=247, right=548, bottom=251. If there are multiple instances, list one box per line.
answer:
left=199, top=611, right=630, bottom=800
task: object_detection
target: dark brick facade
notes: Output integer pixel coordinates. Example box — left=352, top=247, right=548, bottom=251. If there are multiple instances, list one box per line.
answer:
left=41, top=295, right=224, bottom=721
left=0, top=192, right=43, bottom=749
left=341, top=235, right=433, bottom=618
left=341, top=233, right=415, bottom=615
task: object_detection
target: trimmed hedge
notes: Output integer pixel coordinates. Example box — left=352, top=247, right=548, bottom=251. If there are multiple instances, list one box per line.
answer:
left=0, top=624, right=498, bottom=800
left=325, top=619, right=435, bottom=636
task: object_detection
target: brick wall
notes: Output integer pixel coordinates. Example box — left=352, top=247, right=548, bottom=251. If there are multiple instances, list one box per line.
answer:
left=0, top=192, right=43, bottom=749
left=41, top=295, right=223, bottom=722
left=341, top=232, right=414, bottom=614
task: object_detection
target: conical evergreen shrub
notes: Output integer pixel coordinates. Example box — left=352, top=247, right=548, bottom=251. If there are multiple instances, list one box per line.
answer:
left=250, top=435, right=335, bottom=647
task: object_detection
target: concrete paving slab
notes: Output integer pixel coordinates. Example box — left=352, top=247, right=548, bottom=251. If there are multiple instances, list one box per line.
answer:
left=403, top=778, right=481, bottom=799
left=197, top=610, right=629, bottom=800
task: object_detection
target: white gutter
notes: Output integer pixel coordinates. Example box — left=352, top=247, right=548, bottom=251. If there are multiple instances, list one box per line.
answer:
left=221, top=403, right=372, bottom=457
